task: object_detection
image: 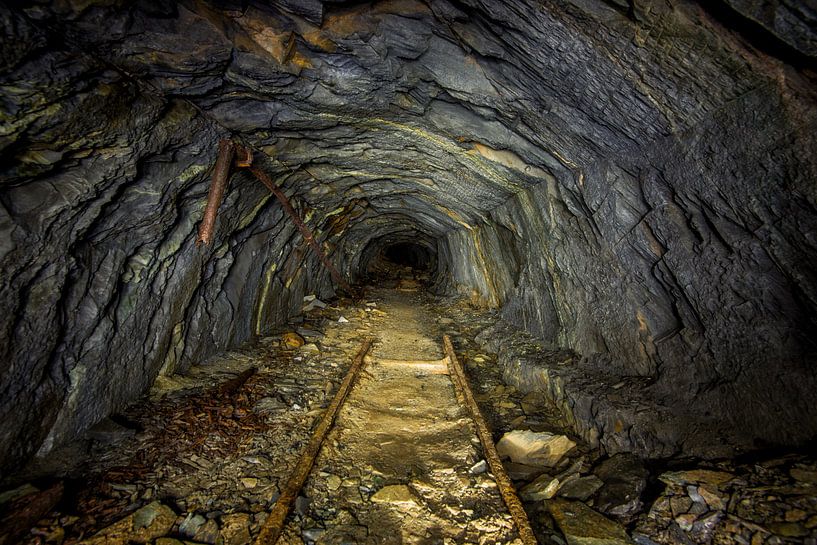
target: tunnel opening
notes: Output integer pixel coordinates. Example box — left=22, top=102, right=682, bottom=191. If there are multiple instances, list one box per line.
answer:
left=382, top=242, right=432, bottom=271
left=362, top=239, right=439, bottom=288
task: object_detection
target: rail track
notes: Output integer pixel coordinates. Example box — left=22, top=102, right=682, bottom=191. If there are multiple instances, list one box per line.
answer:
left=254, top=336, right=537, bottom=545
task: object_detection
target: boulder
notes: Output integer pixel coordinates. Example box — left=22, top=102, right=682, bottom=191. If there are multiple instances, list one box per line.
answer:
left=496, top=430, right=575, bottom=467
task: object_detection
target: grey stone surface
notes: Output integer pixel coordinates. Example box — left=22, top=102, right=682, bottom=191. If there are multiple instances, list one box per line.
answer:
left=1, top=0, right=817, bottom=474
left=720, top=0, right=817, bottom=57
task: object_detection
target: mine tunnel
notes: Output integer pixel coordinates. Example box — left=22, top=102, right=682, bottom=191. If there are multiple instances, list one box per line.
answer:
left=1, top=1, right=817, bottom=544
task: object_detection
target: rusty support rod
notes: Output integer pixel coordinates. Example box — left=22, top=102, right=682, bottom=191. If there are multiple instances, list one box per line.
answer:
left=254, top=339, right=373, bottom=545
left=247, top=164, right=356, bottom=296
left=196, top=139, right=236, bottom=246
left=235, top=143, right=253, bottom=168
left=443, top=335, right=538, bottom=545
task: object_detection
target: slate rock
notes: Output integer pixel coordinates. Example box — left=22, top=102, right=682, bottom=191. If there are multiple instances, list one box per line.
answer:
left=179, top=513, right=207, bottom=538
left=86, top=417, right=137, bottom=444
left=2, top=0, right=817, bottom=479
left=558, top=475, right=604, bottom=501
left=547, top=498, right=635, bottom=545
left=593, top=454, right=649, bottom=518
left=193, top=519, right=219, bottom=544
left=219, top=513, right=252, bottom=545
left=521, top=474, right=561, bottom=501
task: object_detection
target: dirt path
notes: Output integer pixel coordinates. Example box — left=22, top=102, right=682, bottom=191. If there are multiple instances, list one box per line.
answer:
left=282, top=288, right=520, bottom=544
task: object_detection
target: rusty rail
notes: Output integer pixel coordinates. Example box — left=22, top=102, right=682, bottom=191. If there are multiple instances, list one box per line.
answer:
left=254, top=339, right=373, bottom=545
left=196, top=138, right=236, bottom=246
left=443, top=335, right=538, bottom=545
left=247, top=164, right=356, bottom=296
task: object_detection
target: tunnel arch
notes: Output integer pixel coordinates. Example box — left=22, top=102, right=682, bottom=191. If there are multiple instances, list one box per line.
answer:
left=1, top=0, right=816, bottom=473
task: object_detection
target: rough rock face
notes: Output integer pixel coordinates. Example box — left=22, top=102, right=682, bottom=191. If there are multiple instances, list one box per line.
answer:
left=1, top=0, right=816, bottom=473
left=0, top=7, right=337, bottom=475
left=720, top=0, right=817, bottom=57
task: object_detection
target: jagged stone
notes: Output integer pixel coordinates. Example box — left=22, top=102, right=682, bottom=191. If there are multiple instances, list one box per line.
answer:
left=219, top=513, right=252, bottom=545
left=558, top=475, right=604, bottom=501
left=496, top=430, right=575, bottom=467
left=521, top=474, right=561, bottom=501
left=593, top=454, right=649, bottom=519
left=547, top=498, right=634, bottom=545
left=282, top=332, right=306, bottom=349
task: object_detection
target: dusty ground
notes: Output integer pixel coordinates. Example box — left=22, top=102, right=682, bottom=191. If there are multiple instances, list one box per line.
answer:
left=283, top=287, right=518, bottom=544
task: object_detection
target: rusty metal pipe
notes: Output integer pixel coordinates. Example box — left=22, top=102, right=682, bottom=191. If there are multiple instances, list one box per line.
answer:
left=248, top=164, right=356, bottom=296
left=196, top=138, right=236, bottom=246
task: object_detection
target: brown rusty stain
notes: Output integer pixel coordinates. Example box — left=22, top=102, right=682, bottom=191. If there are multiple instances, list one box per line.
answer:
left=235, top=143, right=253, bottom=168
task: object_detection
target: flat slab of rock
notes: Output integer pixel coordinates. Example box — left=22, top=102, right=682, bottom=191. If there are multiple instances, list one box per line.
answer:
left=658, top=469, right=734, bottom=488
left=593, top=453, right=648, bottom=518
left=79, top=502, right=175, bottom=544
left=370, top=484, right=416, bottom=504
left=496, top=430, right=575, bottom=467
left=559, top=475, right=604, bottom=501
left=521, top=474, right=561, bottom=501
left=547, top=498, right=634, bottom=545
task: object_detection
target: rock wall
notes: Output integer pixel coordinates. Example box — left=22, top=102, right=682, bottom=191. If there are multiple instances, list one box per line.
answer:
left=0, top=9, right=337, bottom=476
left=443, top=79, right=817, bottom=453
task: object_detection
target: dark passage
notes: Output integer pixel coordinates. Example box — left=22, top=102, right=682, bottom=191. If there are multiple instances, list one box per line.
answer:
left=383, top=243, right=432, bottom=271
left=365, top=241, right=437, bottom=286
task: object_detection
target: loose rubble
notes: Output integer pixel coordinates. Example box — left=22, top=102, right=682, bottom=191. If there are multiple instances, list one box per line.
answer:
left=1, top=283, right=816, bottom=545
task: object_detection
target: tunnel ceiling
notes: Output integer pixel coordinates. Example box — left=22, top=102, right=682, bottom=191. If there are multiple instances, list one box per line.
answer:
left=2, top=0, right=817, bottom=473
left=7, top=0, right=812, bottom=255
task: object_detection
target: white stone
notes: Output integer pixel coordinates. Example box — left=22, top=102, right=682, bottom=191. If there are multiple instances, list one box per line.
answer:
left=496, top=430, right=575, bottom=467
left=469, top=460, right=488, bottom=474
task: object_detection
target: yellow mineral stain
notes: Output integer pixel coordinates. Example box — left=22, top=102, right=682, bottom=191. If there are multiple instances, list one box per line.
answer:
left=322, top=0, right=429, bottom=38
left=316, top=113, right=523, bottom=192
left=255, top=261, right=278, bottom=336
left=468, top=142, right=553, bottom=181
left=636, top=310, right=648, bottom=333
left=238, top=194, right=273, bottom=230
left=252, top=28, right=295, bottom=64
left=301, top=28, right=336, bottom=52
left=471, top=229, right=500, bottom=308
left=322, top=9, right=370, bottom=38
left=434, top=204, right=473, bottom=231
left=289, top=50, right=314, bottom=70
